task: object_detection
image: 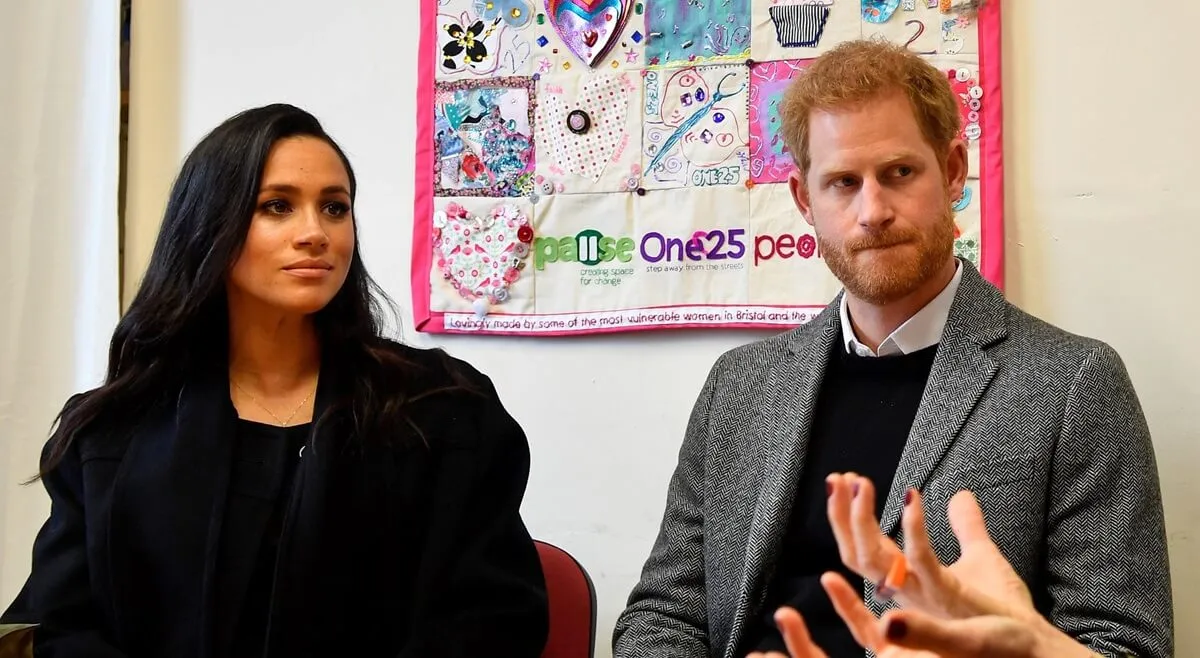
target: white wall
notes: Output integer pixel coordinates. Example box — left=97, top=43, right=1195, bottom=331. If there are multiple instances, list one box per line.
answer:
left=0, top=1, right=120, bottom=602
left=10, top=0, right=1193, bottom=654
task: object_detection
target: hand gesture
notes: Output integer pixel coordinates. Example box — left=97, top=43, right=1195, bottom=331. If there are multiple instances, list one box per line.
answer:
left=824, top=473, right=1034, bottom=621
left=820, top=473, right=1099, bottom=658
left=745, top=571, right=938, bottom=658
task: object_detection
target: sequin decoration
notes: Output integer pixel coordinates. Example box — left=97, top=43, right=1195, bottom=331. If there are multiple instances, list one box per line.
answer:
left=434, top=77, right=537, bottom=197
left=473, top=0, right=533, bottom=28
left=862, top=0, right=901, bottom=23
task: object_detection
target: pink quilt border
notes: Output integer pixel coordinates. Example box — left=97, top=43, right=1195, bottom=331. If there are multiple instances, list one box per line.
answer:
left=411, top=0, right=1005, bottom=334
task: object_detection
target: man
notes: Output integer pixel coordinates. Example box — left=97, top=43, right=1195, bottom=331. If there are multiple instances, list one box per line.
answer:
left=613, top=40, right=1173, bottom=658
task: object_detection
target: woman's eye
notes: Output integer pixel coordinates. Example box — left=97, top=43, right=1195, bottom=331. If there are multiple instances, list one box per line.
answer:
left=324, top=202, right=350, bottom=217
left=262, top=199, right=290, bottom=214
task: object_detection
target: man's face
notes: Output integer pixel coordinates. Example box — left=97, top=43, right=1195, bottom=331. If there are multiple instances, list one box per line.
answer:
left=788, top=90, right=967, bottom=305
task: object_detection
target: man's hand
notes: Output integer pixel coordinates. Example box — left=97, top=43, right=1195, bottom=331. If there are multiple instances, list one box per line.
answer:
left=880, top=608, right=1100, bottom=658
left=820, top=472, right=1101, bottom=658
left=824, top=473, right=1035, bottom=621
left=744, top=572, right=938, bottom=658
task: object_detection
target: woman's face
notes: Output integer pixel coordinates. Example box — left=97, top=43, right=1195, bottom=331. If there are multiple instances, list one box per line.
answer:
left=226, top=136, right=355, bottom=317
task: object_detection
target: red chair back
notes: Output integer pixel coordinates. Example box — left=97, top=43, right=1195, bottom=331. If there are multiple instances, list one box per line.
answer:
left=535, top=540, right=596, bottom=658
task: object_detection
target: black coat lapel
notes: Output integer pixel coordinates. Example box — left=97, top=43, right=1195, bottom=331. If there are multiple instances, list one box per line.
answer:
left=106, top=370, right=236, bottom=658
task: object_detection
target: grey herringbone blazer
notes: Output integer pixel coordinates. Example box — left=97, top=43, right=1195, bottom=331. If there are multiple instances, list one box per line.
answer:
left=613, top=261, right=1173, bottom=658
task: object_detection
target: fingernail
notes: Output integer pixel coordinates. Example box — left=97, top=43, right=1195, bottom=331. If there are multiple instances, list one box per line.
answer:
left=826, top=480, right=834, bottom=497
left=852, top=482, right=860, bottom=497
left=873, top=581, right=896, bottom=603
left=904, top=488, right=914, bottom=506
left=885, top=618, right=908, bottom=641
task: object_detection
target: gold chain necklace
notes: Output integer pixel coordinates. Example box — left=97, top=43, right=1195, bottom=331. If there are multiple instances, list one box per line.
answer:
left=233, top=380, right=314, bottom=426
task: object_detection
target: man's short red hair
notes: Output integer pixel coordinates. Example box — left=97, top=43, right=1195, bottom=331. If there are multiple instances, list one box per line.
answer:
left=780, top=39, right=962, bottom=175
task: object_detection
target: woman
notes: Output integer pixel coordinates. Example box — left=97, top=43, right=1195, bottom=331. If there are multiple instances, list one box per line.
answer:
left=747, top=474, right=1103, bottom=658
left=0, top=104, right=548, bottom=657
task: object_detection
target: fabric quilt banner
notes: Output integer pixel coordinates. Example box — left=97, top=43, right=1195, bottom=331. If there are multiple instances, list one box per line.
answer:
left=414, top=0, right=1004, bottom=335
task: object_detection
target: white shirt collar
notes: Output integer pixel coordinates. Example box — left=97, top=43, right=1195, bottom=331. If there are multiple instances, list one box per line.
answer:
left=840, top=260, right=963, bottom=357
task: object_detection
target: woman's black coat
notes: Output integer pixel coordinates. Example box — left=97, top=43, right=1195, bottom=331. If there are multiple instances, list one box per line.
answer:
left=2, top=344, right=549, bottom=657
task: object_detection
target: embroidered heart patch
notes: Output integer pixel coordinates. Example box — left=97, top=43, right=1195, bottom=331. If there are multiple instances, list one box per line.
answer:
left=537, top=74, right=631, bottom=181
left=544, top=0, right=632, bottom=67
left=433, top=203, right=533, bottom=305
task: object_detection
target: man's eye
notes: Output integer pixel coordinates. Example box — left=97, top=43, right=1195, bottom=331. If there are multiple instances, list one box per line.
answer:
left=895, top=165, right=914, bottom=177
left=832, top=176, right=857, bottom=189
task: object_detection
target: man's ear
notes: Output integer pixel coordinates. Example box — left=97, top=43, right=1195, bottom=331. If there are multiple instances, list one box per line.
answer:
left=788, top=169, right=815, bottom=227
left=946, top=138, right=968, bottom=200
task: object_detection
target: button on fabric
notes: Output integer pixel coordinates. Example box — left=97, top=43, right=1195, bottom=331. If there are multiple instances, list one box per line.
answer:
left=567, top=109, right=591, bottom=134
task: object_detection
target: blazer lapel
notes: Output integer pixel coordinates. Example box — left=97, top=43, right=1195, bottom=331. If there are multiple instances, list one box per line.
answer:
left=878, top=264, right=1008, bottom=538
left=107, top=369, right=236, bottom=658
left=726, top=306, right=840, bottom=656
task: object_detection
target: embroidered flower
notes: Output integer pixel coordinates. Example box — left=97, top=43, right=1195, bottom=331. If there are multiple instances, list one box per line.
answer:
left=491, top=204, right=520, bottom=224
left=442, top=19, right=495, bottom=70
left=797, top=234, right=817, bottom=259
left=474, top=0, right=532, bottom=29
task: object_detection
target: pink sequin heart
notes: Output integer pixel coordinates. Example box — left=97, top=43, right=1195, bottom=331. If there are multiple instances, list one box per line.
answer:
left=544, top=0, right=632, bottom=67
left=433, top=203, right=532, bottom=304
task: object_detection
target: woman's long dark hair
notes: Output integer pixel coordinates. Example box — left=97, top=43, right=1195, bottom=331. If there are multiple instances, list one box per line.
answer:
left=38, top=103, right=455, bottom=478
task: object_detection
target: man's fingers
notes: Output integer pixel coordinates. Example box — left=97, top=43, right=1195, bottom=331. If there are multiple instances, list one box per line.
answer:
left=947, top=490, right=993, bottom=553
left=826, top=473, right=859, bottom=570
left=882, top=608, right=984, bottom=655
left=881, top=609, right=1037, bottom=657
left=847, top=475, right=897, bottom=583
left=820, top=571, right=883, bottom=652
left=775, top=607, right=827, bottom=658
left=900, top=488, right=953, bottom=595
